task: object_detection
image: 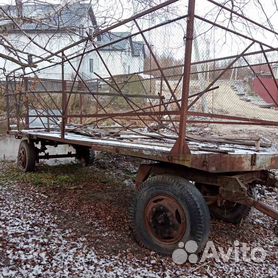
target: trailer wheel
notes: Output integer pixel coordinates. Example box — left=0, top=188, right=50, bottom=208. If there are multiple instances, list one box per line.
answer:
left=274, top=224, right=278, bottom=235
left=196, top=183, right=252, bottom=224
left=75, top=146, right=95, bottom=166
left=129, top=175, right=210, bottom=255
left=209, top=201, right=251, bottom=224
left=17, top=140, right=36, bottom=172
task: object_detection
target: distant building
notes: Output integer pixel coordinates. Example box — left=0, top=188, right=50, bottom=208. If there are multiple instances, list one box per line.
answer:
left=0, top=1, right=145, bottom=80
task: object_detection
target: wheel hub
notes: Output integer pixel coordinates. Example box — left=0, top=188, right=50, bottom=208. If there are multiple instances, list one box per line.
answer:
left=145, top=195, right=186, bottom=244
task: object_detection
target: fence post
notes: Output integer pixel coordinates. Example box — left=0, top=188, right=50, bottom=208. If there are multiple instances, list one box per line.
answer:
left=24, top=77, right=29, bottom=129
left=61, top=51, right=67, bottom=139
left=5, top=76, right=10, bottom=132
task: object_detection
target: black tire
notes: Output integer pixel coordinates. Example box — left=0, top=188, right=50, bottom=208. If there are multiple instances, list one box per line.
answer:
left=195, top=183, right=252, bottom=225
left=209, top=201, right=251, bottom=224
left=17, top=140, right=37, bottom=172
left=195, top=183, right=252, bottom=224
left=75, top=146, right=95, bottom=166
left=274, top=223, right=278, bottom=236
left=129, top=175, right=210, bottom=255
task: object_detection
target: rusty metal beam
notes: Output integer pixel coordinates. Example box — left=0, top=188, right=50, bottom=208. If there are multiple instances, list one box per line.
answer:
left=171, top=0, right=196, bottom=156
left=239, top=198, right=278, bottom=220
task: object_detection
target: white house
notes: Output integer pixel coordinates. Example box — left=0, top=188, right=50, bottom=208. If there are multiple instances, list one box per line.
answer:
left=0, top=1, right=145, bottom=80
left=274, top=65, right=278, bottom=79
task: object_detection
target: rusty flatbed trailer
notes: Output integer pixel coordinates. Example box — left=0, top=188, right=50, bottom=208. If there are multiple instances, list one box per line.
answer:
left=4, top=0, right=278, bottom=255
left=9, top=129, right=278, bottom=173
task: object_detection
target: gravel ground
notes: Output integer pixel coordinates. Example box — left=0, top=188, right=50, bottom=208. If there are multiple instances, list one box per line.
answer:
left=0, top=156, right=277, bottom=278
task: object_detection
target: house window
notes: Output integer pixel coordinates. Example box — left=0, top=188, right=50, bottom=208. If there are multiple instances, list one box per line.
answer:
left=89, top=59, right=94, bottom=73
left=79, top=24, right=84, bottom=36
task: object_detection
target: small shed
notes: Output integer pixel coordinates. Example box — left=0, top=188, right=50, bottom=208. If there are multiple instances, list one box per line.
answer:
left=251, top=66, right=278, bottom=105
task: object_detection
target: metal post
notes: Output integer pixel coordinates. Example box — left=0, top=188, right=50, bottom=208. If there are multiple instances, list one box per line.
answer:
left=96, top=79, right=99, bottom=127
left=158, top=75, right=164, bottom=124
left=23, top=77, right=29, bottom=129
left=80, top=90, right=83, bottom=125
left=5, top=76, right=11, bottom=132
left=15, top=77, right=20, bottom=131
left=171, top=0, right=195, bottom=156
left=61, top=51, right=67, bottom=138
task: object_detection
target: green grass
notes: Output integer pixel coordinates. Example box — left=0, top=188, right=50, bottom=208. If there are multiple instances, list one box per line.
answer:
left=0, top=162, right=122, bottom=189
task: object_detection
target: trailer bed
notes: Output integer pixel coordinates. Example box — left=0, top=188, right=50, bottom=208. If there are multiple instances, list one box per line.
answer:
left=10, top=129, right=278, bottom=173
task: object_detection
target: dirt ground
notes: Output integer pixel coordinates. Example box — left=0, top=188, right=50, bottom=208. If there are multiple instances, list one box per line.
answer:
left=206, top=83, right=278, bottom=122
left=0, top=86, right=277, bottom=277
left=0, top=152, right=277, bottom=278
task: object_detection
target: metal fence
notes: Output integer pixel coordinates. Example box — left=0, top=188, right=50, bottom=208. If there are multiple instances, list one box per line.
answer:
left=4, top=0, right=278, bottom=156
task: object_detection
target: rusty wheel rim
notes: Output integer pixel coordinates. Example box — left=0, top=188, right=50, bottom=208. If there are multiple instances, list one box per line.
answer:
left=145, top=194, right=186, bottom=245
left=18, top=147, right=27, bottom=169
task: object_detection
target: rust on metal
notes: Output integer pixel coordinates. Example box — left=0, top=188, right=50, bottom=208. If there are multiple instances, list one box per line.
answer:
left=3, top=0, right=278, bottom=182
left=144, top=194, right=187, bottom=244
left=239, top=198, right=278, bottom=220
